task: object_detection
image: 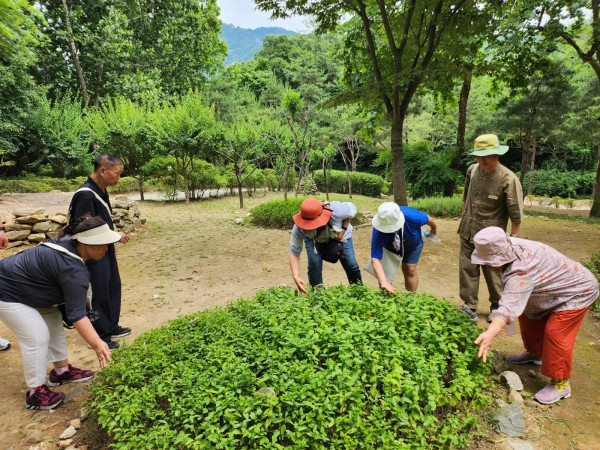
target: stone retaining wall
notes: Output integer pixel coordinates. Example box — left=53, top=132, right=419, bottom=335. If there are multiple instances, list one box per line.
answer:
left=3, top=196, right=145, bottom=249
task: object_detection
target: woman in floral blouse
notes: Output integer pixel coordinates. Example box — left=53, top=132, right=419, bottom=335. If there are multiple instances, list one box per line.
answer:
left=471, top=227, right=598, bottom=405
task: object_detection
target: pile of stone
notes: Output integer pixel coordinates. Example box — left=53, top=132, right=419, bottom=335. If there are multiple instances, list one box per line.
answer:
left=4, top=196, right=145, bottom=249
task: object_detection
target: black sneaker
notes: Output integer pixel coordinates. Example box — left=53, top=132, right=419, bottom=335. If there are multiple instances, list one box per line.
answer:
left=111, top=326, right=131, bottom=338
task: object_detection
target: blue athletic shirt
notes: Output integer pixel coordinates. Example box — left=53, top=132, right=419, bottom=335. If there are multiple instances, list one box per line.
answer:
left=370, top=206, right=429, bottom=259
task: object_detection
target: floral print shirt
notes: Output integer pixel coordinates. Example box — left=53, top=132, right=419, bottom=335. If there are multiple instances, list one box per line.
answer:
left=494, top=237, right=599, bottom=324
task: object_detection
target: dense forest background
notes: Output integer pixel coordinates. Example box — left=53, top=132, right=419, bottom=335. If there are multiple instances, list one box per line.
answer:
left=0, top=0, right=599, bottom=215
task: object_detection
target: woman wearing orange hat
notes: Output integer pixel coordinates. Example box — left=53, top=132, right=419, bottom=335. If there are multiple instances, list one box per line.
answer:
left=289, top=198, right=362, bottom=294
left=472, top=227, right=598, bottom=404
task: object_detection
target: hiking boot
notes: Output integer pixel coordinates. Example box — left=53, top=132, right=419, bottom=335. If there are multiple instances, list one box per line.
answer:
left=0, top=337, right=11, bottom=351
left=111, top=326, right=131, bottom=338
left=506, top=351, right=542, bottom=366
left=48, top=364, right=95, bottom=386
left=25, top=385, right=66, bottom=410
left=460, top=304, right=479, bottom=322
left=534, top=384, right=571, bottom=405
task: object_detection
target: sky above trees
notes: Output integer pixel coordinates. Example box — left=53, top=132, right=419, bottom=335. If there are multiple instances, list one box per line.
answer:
left=216, top=0, right=312, bottom=32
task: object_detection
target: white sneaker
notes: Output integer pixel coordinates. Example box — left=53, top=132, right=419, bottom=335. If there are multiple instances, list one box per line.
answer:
left=0, top=337, right=11, bottom=351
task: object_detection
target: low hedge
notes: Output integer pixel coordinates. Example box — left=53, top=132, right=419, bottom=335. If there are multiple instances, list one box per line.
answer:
left=89, top=285, right=493, bottom=449
left=313, top=170, right=384, bottom=197
left=249, top=197, right=305, bottom=229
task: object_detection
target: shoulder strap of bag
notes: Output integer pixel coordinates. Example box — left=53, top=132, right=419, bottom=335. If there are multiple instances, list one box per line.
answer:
left=39, top=242, right=84, bottom=264
left=74, top=187, right=111, bottom=217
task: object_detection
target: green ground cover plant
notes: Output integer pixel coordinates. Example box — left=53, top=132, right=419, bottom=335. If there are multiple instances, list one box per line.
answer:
left=89, top=285, right=493, bottom=449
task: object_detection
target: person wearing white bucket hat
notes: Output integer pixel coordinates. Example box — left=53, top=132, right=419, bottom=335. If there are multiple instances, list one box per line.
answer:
left=368, top=202, right=437, bottom=293
left=472, top=227, right=599, bottom=405
left=0, top=216, right=120, bottom=410
left=458, top=134, right=523, bottom=323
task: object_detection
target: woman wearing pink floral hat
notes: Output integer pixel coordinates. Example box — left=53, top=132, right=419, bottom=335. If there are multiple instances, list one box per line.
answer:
left=472, top=227, right=598, bottom=405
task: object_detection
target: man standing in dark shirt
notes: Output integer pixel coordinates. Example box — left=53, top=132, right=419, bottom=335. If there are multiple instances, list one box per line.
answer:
left=68, top=154, right=131, bottom=349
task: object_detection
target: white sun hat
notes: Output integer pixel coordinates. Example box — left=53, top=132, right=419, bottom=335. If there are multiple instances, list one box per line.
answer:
left=72, top=224, right=122, bottom=245
left=372, top=202, right=405, bottom=233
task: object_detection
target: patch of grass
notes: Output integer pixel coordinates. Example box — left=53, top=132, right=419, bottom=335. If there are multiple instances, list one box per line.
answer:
left=523, top=210, right=600, bottom=225
left=409, top=195, right=463, bottom=218
left=89, top=285, right=493, bottom=449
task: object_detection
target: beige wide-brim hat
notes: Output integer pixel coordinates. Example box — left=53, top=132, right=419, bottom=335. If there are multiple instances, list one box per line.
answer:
left=372, top=202, right=404, bottom=233
left=471, top=227, right=520, bottom=267
left=72, top=224, right=122, bottom=245
left=470, top=134, right=509, bottom=157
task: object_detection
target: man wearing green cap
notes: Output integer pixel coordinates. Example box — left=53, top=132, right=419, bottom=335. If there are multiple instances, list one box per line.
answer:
left=458, top=134, right=523, bottom=322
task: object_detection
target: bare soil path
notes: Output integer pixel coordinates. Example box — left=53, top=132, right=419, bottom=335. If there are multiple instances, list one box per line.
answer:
left=0, top=192, right=599, bottom=450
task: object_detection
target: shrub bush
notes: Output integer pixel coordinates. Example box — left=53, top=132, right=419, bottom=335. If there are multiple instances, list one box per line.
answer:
left=89, top=285, right=493, bottom=449
left=250, top=197, right=305, bottom=229
left=0, top=176, right=77, bottom=194
left=313, top=169, right=384, bottom=197
left=409, top=195, right=463, bottom=218
left=524, top=169, right=595, bottom=198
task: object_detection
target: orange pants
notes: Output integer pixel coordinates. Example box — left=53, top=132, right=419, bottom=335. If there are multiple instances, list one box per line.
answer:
left=519, top=306, right=590, bottom=380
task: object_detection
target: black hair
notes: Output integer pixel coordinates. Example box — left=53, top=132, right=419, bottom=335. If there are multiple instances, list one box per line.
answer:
left=58, top=215, right=107, bottom=239
left=93, top=154, right=123, bottom=172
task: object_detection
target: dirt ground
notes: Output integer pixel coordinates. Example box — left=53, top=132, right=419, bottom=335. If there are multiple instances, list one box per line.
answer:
left=0, top=191, right=599, bottom=450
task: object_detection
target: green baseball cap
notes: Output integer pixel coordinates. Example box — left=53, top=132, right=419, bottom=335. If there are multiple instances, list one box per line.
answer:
left=470, top=134, right=509, bottom=156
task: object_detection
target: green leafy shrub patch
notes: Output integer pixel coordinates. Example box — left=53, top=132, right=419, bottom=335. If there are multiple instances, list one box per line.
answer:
left=90, top=285, right=492, bottom=449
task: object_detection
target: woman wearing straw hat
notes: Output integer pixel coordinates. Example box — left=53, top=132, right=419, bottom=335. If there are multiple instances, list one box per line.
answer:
left=0, top=216, right=122, bottom=410
left=472, top=227, right=598, bottom=405
left=369, top=202, right=438, bottom=293
left=289, top=198, right=362, bottom=294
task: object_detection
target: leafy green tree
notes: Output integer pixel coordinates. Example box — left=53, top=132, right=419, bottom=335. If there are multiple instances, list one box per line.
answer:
left=0, top=52, right=41, bottom=173
left=214, top=119, right=268, bottom=208
left=494, top=58, right=575, bottom=195
left=35, top=0, right=226, bottom=103
left=261, top=116, right=296, bottom=200
left=27, top=94, right=89, bottom=178
left=513, top=0, right=600, bottom=215
left=255, top=0, right=484, bottom=205
left=86, top=97, right=153, bottom=198
left=0, top=0, right=45, bottom=62
left=149, top=90, right=217, bottom=203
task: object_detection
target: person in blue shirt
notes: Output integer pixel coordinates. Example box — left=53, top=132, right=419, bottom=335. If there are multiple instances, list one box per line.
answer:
left=370, top=202, right=438, bottom=293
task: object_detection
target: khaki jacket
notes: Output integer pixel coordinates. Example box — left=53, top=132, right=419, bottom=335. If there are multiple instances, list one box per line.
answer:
left=458, top=163, right=523, bottom=242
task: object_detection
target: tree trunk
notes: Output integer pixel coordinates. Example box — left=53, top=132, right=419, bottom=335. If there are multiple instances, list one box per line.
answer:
left=236, top=163, right=244, bottom=208
left=453, top=66, right=472, bottom=172
left=590, top=142, right=600, bottom=218
left=520, top=131, right=531, bottom=186
left=138, top=177, right=145, bottom=201
left=283, top=167, right=289, bottom=201
left=527, top=135, right=537, bottom=197
left=61, top=0, right=89, bottom=107
left=391, top=113, right=408, bottom=205
left=322, top=161, right=330, bottom=202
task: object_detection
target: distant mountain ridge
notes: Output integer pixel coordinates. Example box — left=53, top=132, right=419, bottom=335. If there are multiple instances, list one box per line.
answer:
left=221, top=23, right=296, bottom=65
